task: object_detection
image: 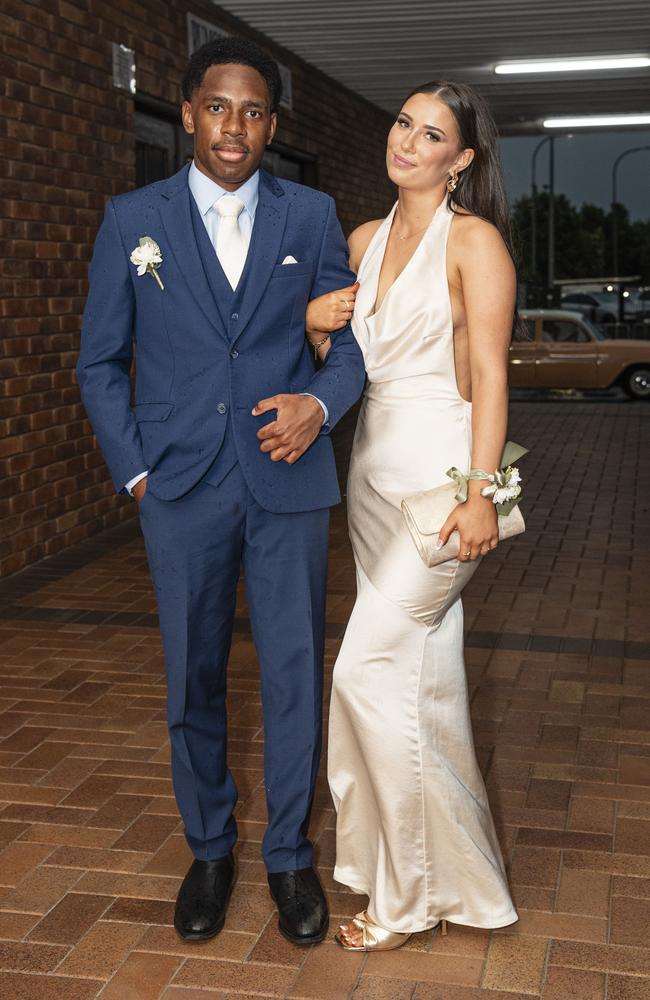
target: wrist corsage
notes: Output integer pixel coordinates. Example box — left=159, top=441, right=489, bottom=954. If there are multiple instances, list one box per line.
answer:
left=446, top=441, right=528, bottom=516
left=479, top=465, right=522, bottom=515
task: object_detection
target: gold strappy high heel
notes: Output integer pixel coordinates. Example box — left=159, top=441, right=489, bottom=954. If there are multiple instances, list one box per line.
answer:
left=335, top=911, right=448, bottom=952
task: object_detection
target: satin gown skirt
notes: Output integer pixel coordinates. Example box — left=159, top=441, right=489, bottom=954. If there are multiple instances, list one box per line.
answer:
left=328, top=379, right=518, bottom=933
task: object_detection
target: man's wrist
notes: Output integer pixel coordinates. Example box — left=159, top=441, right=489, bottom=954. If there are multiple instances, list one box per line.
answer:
left=300, top=393, right=328, bottom=426
left=125, top=470, right=148, bottom=496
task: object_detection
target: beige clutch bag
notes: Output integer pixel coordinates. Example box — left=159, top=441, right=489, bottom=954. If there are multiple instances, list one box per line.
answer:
left=401, top=441, right=527, bottom=568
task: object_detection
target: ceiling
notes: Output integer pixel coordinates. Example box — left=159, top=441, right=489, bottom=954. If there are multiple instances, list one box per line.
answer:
left=216, top=0, right=650, bottom=134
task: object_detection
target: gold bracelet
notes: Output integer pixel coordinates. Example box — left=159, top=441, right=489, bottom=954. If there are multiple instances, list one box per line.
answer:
left=309, top=334, right=331, bottom=359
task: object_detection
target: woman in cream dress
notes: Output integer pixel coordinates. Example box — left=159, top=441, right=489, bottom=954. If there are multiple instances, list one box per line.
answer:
left=306, top=81, right=520, bottom=950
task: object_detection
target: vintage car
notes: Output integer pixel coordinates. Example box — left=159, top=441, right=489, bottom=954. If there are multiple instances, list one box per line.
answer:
left=560, top=291, right=618, bottom=324
left=509, top=310, right=650, bottom=399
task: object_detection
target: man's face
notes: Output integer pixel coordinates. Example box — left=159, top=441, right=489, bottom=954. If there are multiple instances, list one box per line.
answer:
left=182, top=63, right=277, bottom=190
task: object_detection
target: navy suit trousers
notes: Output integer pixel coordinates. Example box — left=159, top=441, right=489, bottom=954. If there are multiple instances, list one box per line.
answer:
left=138, top=459, right=329, bottom=872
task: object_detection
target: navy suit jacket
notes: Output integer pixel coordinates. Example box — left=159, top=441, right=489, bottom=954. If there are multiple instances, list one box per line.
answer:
left=77, top=165, right=365, bottom=511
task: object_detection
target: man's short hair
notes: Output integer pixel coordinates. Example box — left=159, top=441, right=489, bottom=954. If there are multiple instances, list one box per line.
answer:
left=182, top=36, right=283, bottom=113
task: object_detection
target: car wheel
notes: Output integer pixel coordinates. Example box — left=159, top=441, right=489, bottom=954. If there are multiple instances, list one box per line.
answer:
left=622, top=366, right=650, bottom=399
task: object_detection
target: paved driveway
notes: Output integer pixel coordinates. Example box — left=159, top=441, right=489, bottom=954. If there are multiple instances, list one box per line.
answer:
left=0, top=398, right=648, bottom=999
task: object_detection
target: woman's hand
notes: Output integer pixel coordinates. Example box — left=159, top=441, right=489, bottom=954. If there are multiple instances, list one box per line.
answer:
left=306, top=282, right=359, bottom=337
left=438, top=494, right=498, bottom=562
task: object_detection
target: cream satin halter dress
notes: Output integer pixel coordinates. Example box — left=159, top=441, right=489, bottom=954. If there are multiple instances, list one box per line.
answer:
left=327, top=197, right=518, bottom=933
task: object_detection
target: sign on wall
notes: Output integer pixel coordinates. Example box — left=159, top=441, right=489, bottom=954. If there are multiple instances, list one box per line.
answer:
left=112, top=43, right=136, bottom=94
left=278, top=63, right=293, bottom=111
left=187, top=13, right=228, bottom=54
left=186, top=12, right=293, bottom=111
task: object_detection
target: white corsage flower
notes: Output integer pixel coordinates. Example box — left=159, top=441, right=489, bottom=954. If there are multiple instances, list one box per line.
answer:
left=481, top=465, right=522, bottom=510
left=130, top=236, right=164, bottom=290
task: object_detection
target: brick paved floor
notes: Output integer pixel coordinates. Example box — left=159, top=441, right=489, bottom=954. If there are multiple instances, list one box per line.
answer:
left=0, top=395, right=649, bottom=999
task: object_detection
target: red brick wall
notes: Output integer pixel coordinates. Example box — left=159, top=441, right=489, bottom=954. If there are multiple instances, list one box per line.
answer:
left=0, top=0, right=394, bottom=576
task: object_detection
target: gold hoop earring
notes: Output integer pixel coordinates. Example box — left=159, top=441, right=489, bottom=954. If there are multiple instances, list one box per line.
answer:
left=446, top=167, right=459, bottom=193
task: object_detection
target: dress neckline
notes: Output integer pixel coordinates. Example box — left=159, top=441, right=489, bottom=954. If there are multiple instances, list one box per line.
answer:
left=368, top=195, right=449, bottom=322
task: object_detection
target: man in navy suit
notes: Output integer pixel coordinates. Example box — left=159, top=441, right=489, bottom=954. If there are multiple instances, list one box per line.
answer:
left=77, top=36, right=365, bottom=945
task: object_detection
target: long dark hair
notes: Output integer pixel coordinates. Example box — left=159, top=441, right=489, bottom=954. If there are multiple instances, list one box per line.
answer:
left=407, top=80, right=527, bottom=340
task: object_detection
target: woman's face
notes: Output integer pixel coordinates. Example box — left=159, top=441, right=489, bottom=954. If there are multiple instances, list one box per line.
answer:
left=386, top=92, right=473, bottom=191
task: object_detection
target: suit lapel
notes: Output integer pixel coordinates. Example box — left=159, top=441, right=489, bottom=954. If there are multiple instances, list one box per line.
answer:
left=157, top=166, right=229, bottom=342
left=232, top=170, right=288, bottom=343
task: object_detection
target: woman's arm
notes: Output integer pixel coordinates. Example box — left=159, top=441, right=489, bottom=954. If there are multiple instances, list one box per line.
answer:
left=462, top=216, right=515, bottom=482
left=438, top=217, right=516, bottom=561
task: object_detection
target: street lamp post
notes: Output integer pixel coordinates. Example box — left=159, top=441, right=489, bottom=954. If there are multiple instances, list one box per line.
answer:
left=531, top=136, right=551, bottom=284
left=612, top=145, right=650, bottom=278
left=612, top=145, right=650, bottom=322
left=547, top=135, right=555, bottom=301
left=530, top=136, right=555, bottom=305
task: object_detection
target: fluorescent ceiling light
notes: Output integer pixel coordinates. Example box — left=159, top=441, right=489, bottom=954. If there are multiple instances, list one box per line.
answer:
left=495, top=55, right=650, bottom=75
left=544, top=113, right=650, bottom=128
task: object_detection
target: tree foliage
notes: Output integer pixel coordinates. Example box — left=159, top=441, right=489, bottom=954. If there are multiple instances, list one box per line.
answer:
left=511, top=192, right=650, bottom=303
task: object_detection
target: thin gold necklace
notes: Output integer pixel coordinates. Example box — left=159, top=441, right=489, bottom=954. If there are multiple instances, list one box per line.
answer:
left=394, top=217, right=431, bottom=241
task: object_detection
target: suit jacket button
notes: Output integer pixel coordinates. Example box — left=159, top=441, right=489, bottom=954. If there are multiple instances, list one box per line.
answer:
left=217, top=402, right=227, bottom=414
left=231, top=312, right=239, bottom=320
left=230, top=349, right=239, bottom=359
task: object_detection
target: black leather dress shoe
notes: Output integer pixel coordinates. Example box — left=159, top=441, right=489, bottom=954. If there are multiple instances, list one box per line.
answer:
left=174, top=854, right=235, bottom=940
left=268, top=866, right=329, bottom=945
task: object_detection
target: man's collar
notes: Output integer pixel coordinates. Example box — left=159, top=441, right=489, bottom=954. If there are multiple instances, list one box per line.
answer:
left=188, top=161, right=260, bottom=220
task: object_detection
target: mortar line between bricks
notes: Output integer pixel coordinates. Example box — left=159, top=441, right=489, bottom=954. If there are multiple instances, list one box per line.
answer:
left=284, top=928, right=318, bottom=999
left=93, top=925, right=168, bottom=1000
left=538, top=936, right=552, bottom=999
left=170, top=955, right=190, bottom=995
left=25, top=863, right=89, bottom=937
left=348, top=947, right=367, bottom=998
left=607, top=807, right=617, bottom=946
left=476, top=926, right=491, bottom=992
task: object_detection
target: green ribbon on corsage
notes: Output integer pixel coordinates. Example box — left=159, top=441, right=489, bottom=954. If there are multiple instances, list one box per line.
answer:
left=446, top=440, right=529, bottom=514
left=446, top=467, right=490, bottom=504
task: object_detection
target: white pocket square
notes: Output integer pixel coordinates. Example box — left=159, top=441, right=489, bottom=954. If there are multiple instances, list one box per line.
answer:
left=281, top=255, right=298, bottom=265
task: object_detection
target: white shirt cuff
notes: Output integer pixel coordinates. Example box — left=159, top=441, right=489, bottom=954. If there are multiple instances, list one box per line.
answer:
left=301, top=393, right=329, bottom=425
left=124, top=471, right=148, bottom=496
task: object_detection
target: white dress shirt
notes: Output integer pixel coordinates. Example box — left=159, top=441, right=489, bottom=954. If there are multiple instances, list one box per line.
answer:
left=189, top=159, right=258, bottom=249
left=124, top=162, right=327, bottom=495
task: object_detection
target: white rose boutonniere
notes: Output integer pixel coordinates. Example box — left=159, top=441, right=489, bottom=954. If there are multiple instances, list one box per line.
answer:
left=130, top=236, right=164, bottom=290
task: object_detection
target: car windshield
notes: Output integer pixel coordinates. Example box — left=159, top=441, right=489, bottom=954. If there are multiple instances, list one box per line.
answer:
left=581, top=318, right=607, bottom=341
left=520, top=315, right=608, bottom=341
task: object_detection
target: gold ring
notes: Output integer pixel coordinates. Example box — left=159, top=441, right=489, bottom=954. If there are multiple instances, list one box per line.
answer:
left=464, top=550, right=471, bottom=558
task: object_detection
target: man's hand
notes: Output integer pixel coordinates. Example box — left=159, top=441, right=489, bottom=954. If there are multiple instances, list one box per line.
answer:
left=133, top=476, right=148, bottom=504
left=253, top=394, right=324, bottom=464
